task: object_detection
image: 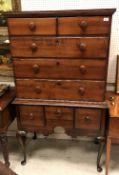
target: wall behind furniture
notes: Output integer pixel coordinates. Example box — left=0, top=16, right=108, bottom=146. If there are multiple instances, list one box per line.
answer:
left=21, top=0, right=119, bottom=86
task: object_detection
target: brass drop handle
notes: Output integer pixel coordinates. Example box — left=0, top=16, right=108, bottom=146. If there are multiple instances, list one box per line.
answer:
left=28, top=22, right=36, bottom=31
left=32, top=64, right=40, bottom=74
left=79, top=65, right=86, bottom=74
left=79, top=43, right=87, bottom=52
left=55, top=109, right=63, bottom=117
left=29, top=113, right=34, bottom=120
left=30, top=43, right=38, bottom=52
left=79, top=87, right=85, bottom=96
left=79, top=21, right=88, bottom=30
left=85, top=116, right=92, bottom=122
left=35, top=86, right=42, bottom=93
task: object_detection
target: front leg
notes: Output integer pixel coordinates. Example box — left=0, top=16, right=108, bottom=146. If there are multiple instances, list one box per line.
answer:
left=16, top=131, right=27, bottom=165
left=0, top=134, right=10, bottom=167
left=96, top=136, right=105, bottom=172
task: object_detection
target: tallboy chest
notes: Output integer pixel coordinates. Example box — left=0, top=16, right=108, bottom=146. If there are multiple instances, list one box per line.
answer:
left=5, top=9, right=115, bottom=169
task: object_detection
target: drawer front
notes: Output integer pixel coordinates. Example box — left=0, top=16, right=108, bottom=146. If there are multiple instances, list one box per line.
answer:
left=75, top=108, right=102, bottom=129
left=19, top=105, right=44, bottom=127
left=8, top=18, right=56, bottom=35
left=45, top=106, right=73, bottom=130
left=16, top=79, right=105, bottom=102
left=59, top=16, right=110, bottom=35
left=45, top=106, right=73, bottom=120
left=109, top=118, right=119, bottom=138
left=10, top=37, right=108, bottom=58
left=13, top=58, right=106, bottom=80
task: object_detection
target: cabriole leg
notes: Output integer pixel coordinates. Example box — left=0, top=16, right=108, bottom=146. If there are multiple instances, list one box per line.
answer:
left=16, top=131, right=27, bottom=165
left=96, top=136, right=105, bottom=172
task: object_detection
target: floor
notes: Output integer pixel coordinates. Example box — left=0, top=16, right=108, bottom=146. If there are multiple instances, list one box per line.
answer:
left=0, top=137, right=119, bottom=175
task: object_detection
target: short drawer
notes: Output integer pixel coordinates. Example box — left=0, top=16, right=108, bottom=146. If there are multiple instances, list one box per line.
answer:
left=16, top=79, right=105, bottom=102
left=45, top=106, right=73, bottom=132
left=109, top=118, right=119, bottom=138
left=19, top=105, right=44, bottom=128
left=45, top=106, right=73, bottom=120
left=10, top=37, right=108, bottom=58
left=75, top=108, right=102, bottom=129
left=58, top=16, right=111, bottom=35
left=8, top=18, right=56, bottom=35
left=13, top=58, right=106, bottom=80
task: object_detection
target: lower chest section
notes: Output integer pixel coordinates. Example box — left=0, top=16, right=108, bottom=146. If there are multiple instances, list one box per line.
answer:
left=17, top=105, right=106, bottom=137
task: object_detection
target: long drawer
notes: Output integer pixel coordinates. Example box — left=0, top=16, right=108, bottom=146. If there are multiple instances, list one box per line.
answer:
left=58, top=16, right=111, bottom=35
left=13, top=58, right=106, bottom=80
left=10, top=37, right=108, bottom=58
left=8, top=18, right=56, bottom=36
left=16, top=79, right=105, bottom=102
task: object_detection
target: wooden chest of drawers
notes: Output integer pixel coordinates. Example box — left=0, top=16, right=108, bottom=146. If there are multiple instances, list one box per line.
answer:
left=5, top=9, right=115, bottom=169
